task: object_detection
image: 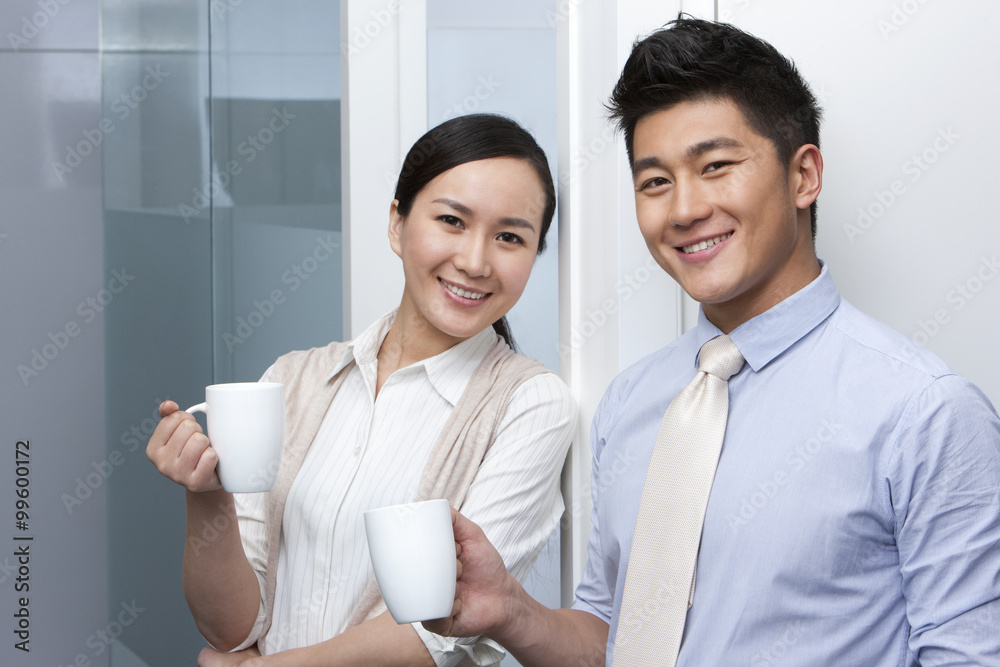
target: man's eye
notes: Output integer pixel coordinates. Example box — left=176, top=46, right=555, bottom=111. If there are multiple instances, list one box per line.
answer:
left=705, top=161, right=731, bottom=173
left=641, top=177, right=669, bottom=190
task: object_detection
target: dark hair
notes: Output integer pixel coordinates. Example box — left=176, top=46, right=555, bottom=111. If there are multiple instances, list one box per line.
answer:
left=607, top=16, right=823, bottom=238
left=393, top=114, right=556, bottom=349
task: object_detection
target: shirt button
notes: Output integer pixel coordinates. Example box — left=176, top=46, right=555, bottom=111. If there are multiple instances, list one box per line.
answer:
left=353, top=447, right=361, bottom=456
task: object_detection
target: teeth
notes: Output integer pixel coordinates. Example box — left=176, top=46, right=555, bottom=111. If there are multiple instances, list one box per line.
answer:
left=682, top=232, right=732, bottom=254
left=445, top=283, right=487, bottom=300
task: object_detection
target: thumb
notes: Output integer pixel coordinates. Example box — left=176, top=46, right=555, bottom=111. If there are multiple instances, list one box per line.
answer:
left=451, top=507, right=485, bottom=546
left=159, top=400, right=179, bottom=418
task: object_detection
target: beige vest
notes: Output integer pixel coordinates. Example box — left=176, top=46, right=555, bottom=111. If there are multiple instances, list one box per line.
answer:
left=259, top=336, right=547, bottom=658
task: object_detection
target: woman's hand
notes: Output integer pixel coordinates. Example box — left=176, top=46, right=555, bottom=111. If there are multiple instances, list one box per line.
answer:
left=147, top=400, right=223, bottom=492
left=197, top=645, right=261, bottom=666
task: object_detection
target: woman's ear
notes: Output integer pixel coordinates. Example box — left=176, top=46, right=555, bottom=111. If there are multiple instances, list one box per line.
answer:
left=791, top=144, right=823, bottom=211
left=388, top=199, right=404, bottom=258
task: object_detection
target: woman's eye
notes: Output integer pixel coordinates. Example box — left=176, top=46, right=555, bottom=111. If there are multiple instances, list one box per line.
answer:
left=438, top=215, right=463, bottom=227
left=497, top=232, right=524, bottom=245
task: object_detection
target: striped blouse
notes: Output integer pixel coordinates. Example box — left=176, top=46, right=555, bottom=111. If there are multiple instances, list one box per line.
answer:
left=234, top=311, right=576, bottom=665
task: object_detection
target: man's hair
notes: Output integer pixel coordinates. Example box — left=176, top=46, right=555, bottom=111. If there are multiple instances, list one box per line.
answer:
left=608, top=16, right=822, bottom=235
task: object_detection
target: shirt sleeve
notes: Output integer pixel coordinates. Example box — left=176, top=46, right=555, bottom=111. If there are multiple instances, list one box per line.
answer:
left=224, top=364, right=275, bottom=652
left=417, top=372, right=577, bottom=667
left=229, top=491, right=269, bottom=651
left=889, top=374, right=1000, bottom=664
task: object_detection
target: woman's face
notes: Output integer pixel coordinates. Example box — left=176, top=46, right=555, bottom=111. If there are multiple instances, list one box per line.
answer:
left=389, top=157, right=547, bottom=346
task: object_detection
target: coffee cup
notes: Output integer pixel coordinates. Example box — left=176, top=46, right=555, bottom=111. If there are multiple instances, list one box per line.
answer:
left=185, top=382, right=285, bottom=493
left=364, top=499, right=456, bottom=624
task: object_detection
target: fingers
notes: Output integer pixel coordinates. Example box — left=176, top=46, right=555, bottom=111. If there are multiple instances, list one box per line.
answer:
left=422, top=612, right=452, bottom=637
left=147, top=404, right=221, bottom=492
left=147, top=405, right=199, bottom=456
left=175, top=429, right=211, bottom=471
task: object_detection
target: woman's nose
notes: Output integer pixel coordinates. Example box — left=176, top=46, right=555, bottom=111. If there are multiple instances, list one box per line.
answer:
left=453, top=235, right=491, bottom=277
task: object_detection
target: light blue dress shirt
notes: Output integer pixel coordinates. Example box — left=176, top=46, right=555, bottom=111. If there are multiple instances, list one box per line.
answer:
left=573, top=264, right=1000, bottom=665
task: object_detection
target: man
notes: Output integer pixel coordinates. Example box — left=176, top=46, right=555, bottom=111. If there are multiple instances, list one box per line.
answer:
left=424, top=16, right=1000, bottom=666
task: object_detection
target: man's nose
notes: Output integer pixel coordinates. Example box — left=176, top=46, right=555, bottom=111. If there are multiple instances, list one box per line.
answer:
left=669, top=179, right=713, bottom=227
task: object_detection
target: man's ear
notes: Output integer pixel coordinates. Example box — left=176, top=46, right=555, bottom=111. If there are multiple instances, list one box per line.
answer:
left=791, top=144, right=823, bottom=211
left=388, top=199, right=404, bottom=258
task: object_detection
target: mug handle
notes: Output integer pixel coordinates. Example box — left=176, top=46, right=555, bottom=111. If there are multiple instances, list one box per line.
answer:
left=186, top=402, right=208, bottom=415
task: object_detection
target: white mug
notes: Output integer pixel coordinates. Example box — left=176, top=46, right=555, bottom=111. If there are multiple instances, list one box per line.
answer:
left=364, top=499, right=456, bottom=624
left=186, top=382, right=285, bottom=493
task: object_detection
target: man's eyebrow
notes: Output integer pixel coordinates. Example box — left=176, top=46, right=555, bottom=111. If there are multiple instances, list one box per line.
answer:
left=632, top=156, right=664, bottom=173
left=686, top=137, right=744, bottom=159
left=433, top=198, right=536, bottom=233
left=632, top=137, right=746, bottom=174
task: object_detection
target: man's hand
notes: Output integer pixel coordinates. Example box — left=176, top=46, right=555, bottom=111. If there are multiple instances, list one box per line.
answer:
left=423, top=508, right=517, bottom=639
left=425, top=509, right=609, bottom=667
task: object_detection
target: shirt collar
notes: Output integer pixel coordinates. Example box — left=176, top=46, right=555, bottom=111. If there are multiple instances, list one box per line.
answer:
left=695, top=261, right=841, bottom=373
left=423, top=326, right=498, bottom=405
left=325, top=309, right=499, bottom=406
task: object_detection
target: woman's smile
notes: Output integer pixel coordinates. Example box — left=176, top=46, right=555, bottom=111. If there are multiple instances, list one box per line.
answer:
left=439, top=278, right=491, bottom=303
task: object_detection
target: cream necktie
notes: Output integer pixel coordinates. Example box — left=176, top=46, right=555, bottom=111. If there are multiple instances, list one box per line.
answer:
left=613, top=335, right=745, bottom=667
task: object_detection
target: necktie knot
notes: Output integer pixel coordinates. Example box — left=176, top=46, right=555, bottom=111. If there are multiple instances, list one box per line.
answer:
left=698, top=335, right=745, bottom=381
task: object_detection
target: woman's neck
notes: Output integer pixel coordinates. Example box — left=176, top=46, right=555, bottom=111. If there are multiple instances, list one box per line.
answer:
left=375, top=303, right=466, bottom=396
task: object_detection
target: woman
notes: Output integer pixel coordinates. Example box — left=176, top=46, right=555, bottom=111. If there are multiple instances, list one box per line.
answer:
left=147, top=114, right=575, bottom=667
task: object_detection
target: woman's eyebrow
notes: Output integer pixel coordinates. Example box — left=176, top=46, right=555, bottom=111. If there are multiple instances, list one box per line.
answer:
left=499, top=217, right=536, bottom=232
left=434, top=198, right=536, bottom=232
left=432, top=198, right=473, bottom=215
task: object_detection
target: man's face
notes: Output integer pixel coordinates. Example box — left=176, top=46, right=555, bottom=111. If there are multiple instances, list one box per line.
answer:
left=631, top=98, right=820, bottom=331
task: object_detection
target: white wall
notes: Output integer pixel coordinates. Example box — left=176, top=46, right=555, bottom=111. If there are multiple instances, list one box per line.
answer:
left=721, top=0, right=1000, bottom=407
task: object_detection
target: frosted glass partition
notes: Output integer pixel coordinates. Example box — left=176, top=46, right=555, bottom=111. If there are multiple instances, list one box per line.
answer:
left=102, top=2, right=213, bottom=663
left=209, top=0, right=343, bottom=383
left=102, top=1, right=341, bottom=664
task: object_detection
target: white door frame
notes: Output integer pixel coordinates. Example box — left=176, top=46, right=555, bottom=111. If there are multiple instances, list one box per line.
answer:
left=340, top=0, right=427, bottom=338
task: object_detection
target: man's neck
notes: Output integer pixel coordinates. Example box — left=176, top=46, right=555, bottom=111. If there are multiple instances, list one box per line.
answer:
left=704, top=257, right=821, bottom=333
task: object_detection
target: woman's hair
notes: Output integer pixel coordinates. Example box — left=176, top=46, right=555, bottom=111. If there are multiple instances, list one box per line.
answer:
left=393, top=114, right=556, bottom=349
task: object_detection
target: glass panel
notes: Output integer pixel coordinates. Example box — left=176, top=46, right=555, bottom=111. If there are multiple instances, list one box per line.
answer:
left=210, top=1, right=343, bottom=383
left=102, top=2, right=212, bottom=663
left=101, top=1, right=341, bottom=663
